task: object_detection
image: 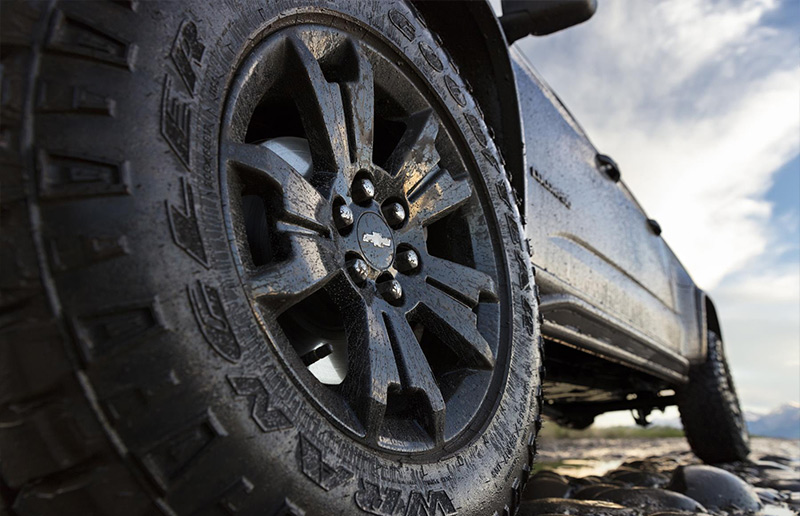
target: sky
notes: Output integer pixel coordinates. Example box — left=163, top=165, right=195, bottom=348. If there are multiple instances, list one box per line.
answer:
left=491, top=0, right=799, bottom=423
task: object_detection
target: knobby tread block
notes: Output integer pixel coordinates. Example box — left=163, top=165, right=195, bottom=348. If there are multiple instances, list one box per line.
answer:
left=678, top=332, right=750, bottom=463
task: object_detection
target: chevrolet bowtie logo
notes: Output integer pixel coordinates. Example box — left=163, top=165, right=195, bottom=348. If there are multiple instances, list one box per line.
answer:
left=362, top=231, right=392, bottom=248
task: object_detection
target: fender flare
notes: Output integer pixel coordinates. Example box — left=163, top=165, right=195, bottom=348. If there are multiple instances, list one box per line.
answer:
left=694, top=289, right=723, bottom=364
left=411, top=1, right=526, bottom=216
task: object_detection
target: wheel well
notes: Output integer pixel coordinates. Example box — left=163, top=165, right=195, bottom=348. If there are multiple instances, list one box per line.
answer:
left=705, top=295, right=723, bottom=341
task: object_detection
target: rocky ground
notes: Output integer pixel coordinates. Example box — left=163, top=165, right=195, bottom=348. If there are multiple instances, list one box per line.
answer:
left=519, top=437, right=800, bottom=515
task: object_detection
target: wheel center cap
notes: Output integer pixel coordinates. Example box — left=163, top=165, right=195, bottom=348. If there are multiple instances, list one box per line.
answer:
left=357, top=212, right=395, bottom=270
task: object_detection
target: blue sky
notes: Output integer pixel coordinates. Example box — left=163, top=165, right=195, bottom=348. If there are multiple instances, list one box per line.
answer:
left=767, top=154, right=800, bottom=235
left=491, top=0, right=799, bottom=419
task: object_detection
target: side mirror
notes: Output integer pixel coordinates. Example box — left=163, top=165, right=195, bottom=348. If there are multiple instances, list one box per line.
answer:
left=500, top=0, right=597, bottom=44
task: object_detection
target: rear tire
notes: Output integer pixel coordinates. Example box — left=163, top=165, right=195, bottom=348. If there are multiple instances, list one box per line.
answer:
left=678, top=331, right=750, bottom=463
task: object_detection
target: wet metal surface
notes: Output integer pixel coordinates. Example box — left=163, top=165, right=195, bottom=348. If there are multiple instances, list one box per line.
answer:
left=512, top=47, right=705, bottom=381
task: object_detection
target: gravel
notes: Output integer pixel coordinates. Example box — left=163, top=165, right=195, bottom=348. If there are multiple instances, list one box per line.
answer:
left=521, top=437, right=800, bottom=515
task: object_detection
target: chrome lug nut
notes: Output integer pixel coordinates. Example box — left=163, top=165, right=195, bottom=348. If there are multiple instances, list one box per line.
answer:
left=395, top=249, right=419, bottom=272
left=335, top=204, right=354, bottom=229
left=382, top=202, right=406, bottom=227
left=347, top=258, right=369, bottom=285
left=352, top=177, right=375, bottom=203
left=378, top=279, right=403, bottom=303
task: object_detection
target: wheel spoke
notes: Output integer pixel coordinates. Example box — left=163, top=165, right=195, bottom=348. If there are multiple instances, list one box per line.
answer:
left=408, top=168, right=473, bottom=226
left=383, top=310, right=446, bottom=444
left=340, top=39, right=374, bottom=171
left=424, top=255, right=498, bottom=308
left=247, top=231, right=337, bottom=307
left=385, top=109, right=440, bottom=195
left=285, top=34, right=349, bottom=173
left=413, top=286, right=495, bottom=370
left=223, top=140, right=331, bottom=234
left=341, top=300, right=401, bottom=439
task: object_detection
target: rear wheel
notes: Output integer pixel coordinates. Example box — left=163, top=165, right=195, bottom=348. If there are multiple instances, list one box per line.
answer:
left=0, top=1, right=541, bottom=514
left=678, top=331, right=750, bottom=463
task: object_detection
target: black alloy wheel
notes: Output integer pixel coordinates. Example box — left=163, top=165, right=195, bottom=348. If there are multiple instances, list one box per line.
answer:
left=221, top=26, right=507, bottom=454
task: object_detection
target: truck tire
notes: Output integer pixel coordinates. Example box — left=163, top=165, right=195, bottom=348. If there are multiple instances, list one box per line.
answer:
left=678, top=331, right=750, bottom=463
left=0, top=1, right=542, bottom=514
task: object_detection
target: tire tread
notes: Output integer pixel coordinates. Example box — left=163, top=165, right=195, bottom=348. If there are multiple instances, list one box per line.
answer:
left=678, top=331, right=750, bottom=463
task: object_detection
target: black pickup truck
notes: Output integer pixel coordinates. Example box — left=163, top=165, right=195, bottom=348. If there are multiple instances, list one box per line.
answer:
left=0, top=1, right=748, bottom=514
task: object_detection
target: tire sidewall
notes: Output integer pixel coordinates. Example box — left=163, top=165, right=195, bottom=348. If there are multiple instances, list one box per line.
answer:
left=31, top=1, right=541, bottom=513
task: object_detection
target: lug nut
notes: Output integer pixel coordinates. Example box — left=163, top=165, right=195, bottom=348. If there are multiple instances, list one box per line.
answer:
left=382, top=202, right=406, bottom=227
left=347, top=258, right=369, bottom=285
left=395, top=249, right=419, bottom=273
left=334, top=204, right=354, bottom=230
left=378, top=279, right=403, bottom=303
left=352, top=177, right=375, bottom=203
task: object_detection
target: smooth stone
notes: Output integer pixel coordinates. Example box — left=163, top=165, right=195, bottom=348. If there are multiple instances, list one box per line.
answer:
left=519, top=498, right=635, bottom=516
left=753, top=464, right=800, bottom=481
left=607, top=467, right=645, bottom=479
left=522, top=472, right=570, bottom=500
left=668, top=464, right=761, bottom=511
left=789, top=492, right=800, bottom=510
left=595, top=487, right=707, bottom=513
left=720, top=464, right=761, bottom=486
left=567, top=476, right=598, bottom=487
left=534, top=470, right=569, bottom=480
left=754, top=460, right=794, bottom=472
left=759, top=455, right=795, bottom=466
left=754, top=487, right=786, bottom=505
left=623, top=457, right=682, bottom=474
left=622, top=460, right=648, bottom=470
left=756, top=478, right=800, bottom=492
left=572, top=483, right=619, bottom=500
left=610, top=469, right=670, bottom=488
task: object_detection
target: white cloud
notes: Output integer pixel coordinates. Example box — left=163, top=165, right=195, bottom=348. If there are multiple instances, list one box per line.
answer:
left=717, top=267, right=800, bottom=306
left=518, top=0, right=799, bottom=290
left=713, top=263, right=800, bottom=411
left=616, top=69, right=799, bottom=288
